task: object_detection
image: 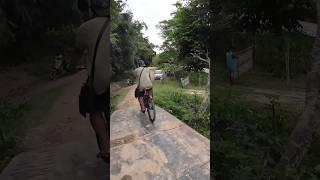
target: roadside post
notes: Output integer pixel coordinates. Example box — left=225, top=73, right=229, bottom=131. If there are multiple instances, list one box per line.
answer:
left=180, top=76, right=189, bottom=88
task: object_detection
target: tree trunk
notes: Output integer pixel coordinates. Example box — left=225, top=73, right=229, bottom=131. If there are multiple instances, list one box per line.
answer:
left=286, top=36, right=290, bottom=85
left=277, top=0, right=320, bottom=173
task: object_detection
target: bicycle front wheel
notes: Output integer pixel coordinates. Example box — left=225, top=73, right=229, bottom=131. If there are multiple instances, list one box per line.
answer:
left=147, top=100, right=156, bottom=123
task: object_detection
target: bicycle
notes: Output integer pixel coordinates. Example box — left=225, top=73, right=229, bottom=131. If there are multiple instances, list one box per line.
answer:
left=49, top=55, right=70, bottom=80
left=142, top=88, right=156, bottom=123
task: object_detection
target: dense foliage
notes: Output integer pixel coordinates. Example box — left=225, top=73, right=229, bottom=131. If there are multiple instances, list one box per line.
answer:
left=111, top=0, right=155, bottom=79
left=0, top=0, right=155, bottom=73
left=231, top=0, right=315, bottom=33
left=158, top=0, right=212, bottom=71
left=211, top=87, right=305, bottom=179
left=154, top=80, right=210, bottom=138
left=210, top=0, right=315, bottom=77
left=0, top=0, right=88, bottom=64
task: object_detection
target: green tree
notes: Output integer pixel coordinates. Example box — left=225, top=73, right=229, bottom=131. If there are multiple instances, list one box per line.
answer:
left=159, top=0, right=212, bottom=71
left=0, top=0, right=83, bottom=64
left=111, top=0, right=155, bottom=78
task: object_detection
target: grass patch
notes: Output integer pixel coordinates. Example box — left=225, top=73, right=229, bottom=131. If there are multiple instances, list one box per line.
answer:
left=154, top=80, right=210, bottom=138
left=0, top=85, right=63, bottom=172
left=160, top=77, right=207, bottom=90
left=211, top=85, right=306, bottom=179
left=0, top=98, right=31, bottom=171
left=189, top=71, right=208, bottom=88
left=110, top=88, right=130, bottom=112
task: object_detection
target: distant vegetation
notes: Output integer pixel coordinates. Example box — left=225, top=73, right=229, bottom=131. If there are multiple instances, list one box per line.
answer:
left=111, top=0, right=155, bottom=80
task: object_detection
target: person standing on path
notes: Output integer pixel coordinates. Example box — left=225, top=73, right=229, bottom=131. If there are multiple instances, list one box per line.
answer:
left=73, top=0, right=110, bottom=162
left=226, top=46, right=237, bottom=84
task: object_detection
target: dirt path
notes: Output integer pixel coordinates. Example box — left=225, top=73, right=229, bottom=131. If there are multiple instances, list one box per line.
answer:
left=220, top=85, right=306, bottom=105
left=23, top=71, right=95, bottom=151
left=0, top=71, right=40, bottom=99
left=0, top=68, right=95, bottom=151
left=116, top=85, right=139, bottom=109
left=1, top=70, right=110, bottom=180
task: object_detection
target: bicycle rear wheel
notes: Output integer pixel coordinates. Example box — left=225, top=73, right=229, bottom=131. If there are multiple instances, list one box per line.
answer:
left=147, top=100, right=156, bottom=123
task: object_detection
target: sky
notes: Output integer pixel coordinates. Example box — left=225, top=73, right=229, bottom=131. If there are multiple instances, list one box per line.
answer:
left=124, top=0, right=178, bottom=53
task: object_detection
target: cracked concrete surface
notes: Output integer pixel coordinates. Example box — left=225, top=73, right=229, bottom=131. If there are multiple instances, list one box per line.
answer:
left=110, top=105, right=210, bottom=179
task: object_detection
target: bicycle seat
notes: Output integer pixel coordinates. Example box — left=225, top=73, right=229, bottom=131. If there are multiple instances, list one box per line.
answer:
left=143, top=87, right=152, bottom=91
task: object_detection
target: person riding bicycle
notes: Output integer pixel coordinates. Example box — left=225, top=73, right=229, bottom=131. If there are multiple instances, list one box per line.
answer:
left=72, top=0, right=110, bottom=162
left=54, top=53, right=64, bottom=71
left=135, top=61, right=152, bottom=113
left=226, top=46, right=237, bottom=84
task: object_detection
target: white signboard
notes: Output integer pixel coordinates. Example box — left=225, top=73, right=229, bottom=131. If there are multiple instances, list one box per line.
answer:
left=180, top=76, right=189, bottom=88
left=298, top=21, right=317, bottom=37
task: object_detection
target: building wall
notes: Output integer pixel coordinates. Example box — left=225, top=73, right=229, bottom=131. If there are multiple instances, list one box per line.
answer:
left=234, top=46, right=253, bottom=79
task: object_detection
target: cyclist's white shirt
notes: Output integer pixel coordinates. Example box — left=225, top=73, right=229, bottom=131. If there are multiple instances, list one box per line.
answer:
left=75, top=17, right=110, bottom=95
left=135, top=67, right=152, bottom=91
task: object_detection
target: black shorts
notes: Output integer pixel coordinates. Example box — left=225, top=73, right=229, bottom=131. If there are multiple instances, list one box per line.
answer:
left=138, top=90, right=145, bottom=97
left=137, top=88, right=152, bottom=98
left=88, top=87, right=109, bottom=114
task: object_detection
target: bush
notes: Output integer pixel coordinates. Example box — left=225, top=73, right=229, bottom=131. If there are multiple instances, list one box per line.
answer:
left=211, top=87, right=301, bottom=179
left=210, top=29, right=254, bottom=61
left=255, top=32, right=313, bottom=78
left=43, top=25, right=77, bottom=54
left=152, top=54, right=169, bottom=66
left=211, top=30, right=313, bottom=78
left=111, top=70, right=135, bottom=81
left=0, top=98, right=30, bottom=171
left=190, top=72, right=208, bottom=87
left=174, top=69, right=189, bottom=79
left=155, top=88, right=209, bottom=138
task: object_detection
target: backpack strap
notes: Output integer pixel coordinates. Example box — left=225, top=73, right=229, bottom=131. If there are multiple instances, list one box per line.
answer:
left=89, top=19, right=109, bottom=90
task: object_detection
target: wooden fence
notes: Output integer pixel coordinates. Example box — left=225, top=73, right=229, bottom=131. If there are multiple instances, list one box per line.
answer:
left=234, top=46, right=253, bottom=79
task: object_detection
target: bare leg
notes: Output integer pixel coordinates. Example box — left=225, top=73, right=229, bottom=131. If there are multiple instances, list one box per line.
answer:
left=138, top=97, right=145, bottom=111
left=90, top=112, right=109, bottom=159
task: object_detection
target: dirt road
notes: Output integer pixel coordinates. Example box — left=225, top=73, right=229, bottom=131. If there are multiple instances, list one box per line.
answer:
left=1, top=71, right=107, bottom=180
left=23, top=71, right=96, bottom=151
left=1, top=71, right=210, bottom=180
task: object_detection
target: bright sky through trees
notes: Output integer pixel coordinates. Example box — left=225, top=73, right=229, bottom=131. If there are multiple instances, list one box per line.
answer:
left=124, top=0, right=177, bottom=52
